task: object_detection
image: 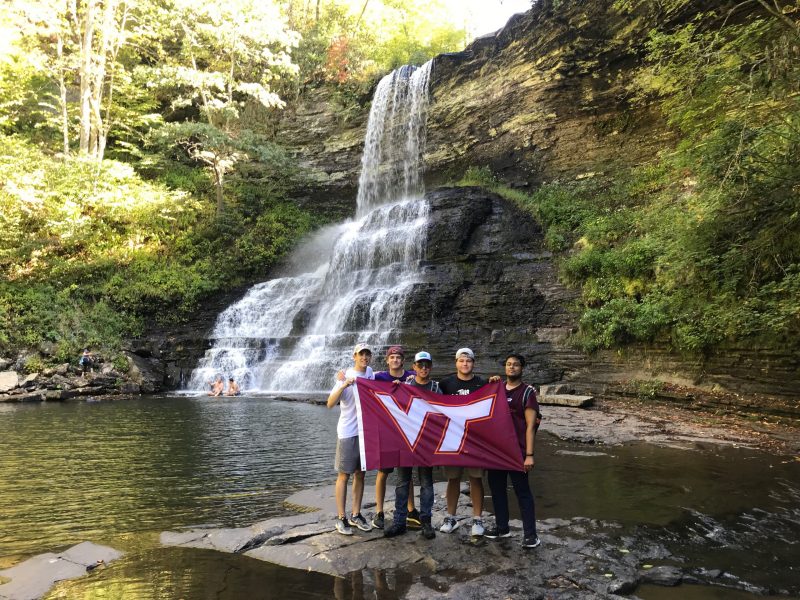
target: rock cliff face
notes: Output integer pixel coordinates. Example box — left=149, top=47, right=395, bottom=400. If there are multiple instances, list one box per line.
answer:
left=139, top=1, right=798, bottom=414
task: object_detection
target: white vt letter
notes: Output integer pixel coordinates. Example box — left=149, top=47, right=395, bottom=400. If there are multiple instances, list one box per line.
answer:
left=374, top=393, right=495, bottom=453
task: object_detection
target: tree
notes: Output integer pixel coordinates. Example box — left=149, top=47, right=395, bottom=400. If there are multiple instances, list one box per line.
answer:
left=143, top=0, right=299, bottom=214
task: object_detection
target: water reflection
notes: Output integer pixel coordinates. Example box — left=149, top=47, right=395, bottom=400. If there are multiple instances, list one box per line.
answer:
left=0, top=396, right=340, bottom=557
left=1, top=396, right=798, bottom=599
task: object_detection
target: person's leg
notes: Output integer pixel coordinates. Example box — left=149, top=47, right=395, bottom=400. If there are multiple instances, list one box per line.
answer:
left=351, top=470, right=365, bottom=516
left=509, top=469, right=537, bottom=539
left=375, top=469, right=388, bottom=514
left=407, top=481, right=416, bottom=512
left=335, top=472, right=350, bottom=518
left=469, top=476, right=484, bottom=517
left=385, top=467, right=411, bottom=536
left=445, top=478, right=460, bottom=514
left=418, top=467, right=435, bottom=539
left=393, top=467, right=412, bottom=524
left=487, top=469, right=511, bottom=533
left=441, top=467, right=462, bottom=533
left=418, top=467, right=434, bottom=519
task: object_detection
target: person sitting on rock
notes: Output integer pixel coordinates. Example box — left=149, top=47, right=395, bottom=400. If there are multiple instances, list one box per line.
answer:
left=225, top=377, right=240, bottom=396
left=208, top=375, right=224, bottom=397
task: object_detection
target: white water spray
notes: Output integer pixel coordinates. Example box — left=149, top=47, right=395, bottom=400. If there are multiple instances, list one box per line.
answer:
left=188, top=60, right=433, bottom=393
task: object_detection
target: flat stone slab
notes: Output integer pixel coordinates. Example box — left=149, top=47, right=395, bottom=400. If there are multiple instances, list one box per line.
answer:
left=539, top=394, right=595, bottom=407
left=0, top=542, right=123, bottom=600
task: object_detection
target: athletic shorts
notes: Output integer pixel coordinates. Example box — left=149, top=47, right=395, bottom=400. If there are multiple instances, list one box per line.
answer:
left=443, top=466, right=484, bottom=480
left=379, top=468, right=394, bottom=474
left=334, top=436, right=362, bottom=474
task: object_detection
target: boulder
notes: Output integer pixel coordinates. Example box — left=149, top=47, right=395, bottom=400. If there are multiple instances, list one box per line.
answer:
left=0, top=371, right=19, bottom=392
left=539, top=394, right=595, bottom=408
left=0, top=541, right=123, bottom=600
left=124, top=352, right=163, bottom=393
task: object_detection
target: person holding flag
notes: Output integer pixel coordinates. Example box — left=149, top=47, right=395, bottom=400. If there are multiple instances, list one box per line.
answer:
left=327, top=343, right=375, bottom=535
left=383, top=351, right=439, bottom=540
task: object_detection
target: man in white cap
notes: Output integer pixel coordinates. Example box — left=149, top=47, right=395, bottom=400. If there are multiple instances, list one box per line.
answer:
left=438, top=347, right=492, bottom=536
left=326, top=343, right=375, bottom=535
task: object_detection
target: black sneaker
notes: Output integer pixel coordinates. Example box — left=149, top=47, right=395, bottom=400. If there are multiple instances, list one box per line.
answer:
left=407, top=508, right=422, bottom=529
left=522, top=535, right=541, bottom=548
left=484, top=527, right=512, bottom=539
left=371, top=512, right=385, bottom=530
left=420, top=518, right=436, bottom=540
left=348, top=513, right=373, bottom=532
left=383, top=521, right=407, bottom=538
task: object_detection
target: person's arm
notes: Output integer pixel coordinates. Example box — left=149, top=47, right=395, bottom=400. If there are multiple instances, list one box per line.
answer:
left=523, top=407, right=537, bottom=471
left=326, top=379, right=353, bottom=408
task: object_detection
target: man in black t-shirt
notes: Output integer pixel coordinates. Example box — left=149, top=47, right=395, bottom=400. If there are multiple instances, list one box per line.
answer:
left=438, top=347, right=489, bottom=536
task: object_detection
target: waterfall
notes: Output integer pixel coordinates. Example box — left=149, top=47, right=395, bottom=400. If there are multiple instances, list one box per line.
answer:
left=187, top=60, right=433, bottom=394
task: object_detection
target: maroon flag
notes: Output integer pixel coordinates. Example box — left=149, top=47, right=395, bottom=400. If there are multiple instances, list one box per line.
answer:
left=353, top=379, right=523, bottom=472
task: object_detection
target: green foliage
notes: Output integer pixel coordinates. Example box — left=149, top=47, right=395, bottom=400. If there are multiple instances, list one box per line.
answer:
left=450, top=4, right=800, bottom=356
left=0, top=134, right=312, bottom=359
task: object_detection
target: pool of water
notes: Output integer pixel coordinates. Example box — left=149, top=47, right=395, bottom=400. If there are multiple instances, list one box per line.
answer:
left=0, top=396, right=797, bottom=598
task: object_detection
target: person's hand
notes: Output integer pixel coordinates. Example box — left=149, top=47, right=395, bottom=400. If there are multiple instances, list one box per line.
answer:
left=336, top=370, right=345, bottom=381
left=524, top=455, right=535, bottom=472
left=488, top=375, right=501, bottom=383
left=392, top=379, right=402, bottom=385
left=344, top=377, right=356, bottom=387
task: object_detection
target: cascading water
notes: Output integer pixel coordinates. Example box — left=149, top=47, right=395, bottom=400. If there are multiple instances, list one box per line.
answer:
left=187, top=60, right=433, bottom=394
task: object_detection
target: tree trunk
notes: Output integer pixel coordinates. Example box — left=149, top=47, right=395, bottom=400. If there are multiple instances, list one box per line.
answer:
left=57, top=33, right=70, bottom=157
left=214, top=165, right=225, bottom=217
left=78, top=0, right=97, bottom=154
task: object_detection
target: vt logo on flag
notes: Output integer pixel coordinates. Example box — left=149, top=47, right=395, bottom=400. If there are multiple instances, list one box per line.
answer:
left=353, top=380, right=523, bottom=472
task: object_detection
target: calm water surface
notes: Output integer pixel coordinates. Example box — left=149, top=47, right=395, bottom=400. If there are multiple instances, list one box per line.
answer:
left=0, top=396, right=798, bottom=599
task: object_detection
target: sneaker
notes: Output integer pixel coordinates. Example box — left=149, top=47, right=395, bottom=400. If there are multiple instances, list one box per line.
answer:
left=484, top=527, right=512, bottom=539
left=420, top=519, right=436, bottom=540
left=383, top=521, right=407, bottom=538
left=335, top=516, right=353, bottom=536
left=348, top=513, right=373, bottom=532
left=407, top=508, right=422, bottom=529
left=371, top=512, right=385, bottom=530
left=471, top=519, right=485, bottom=537
left=440, top=515, right=460, bottom=533
left=522, top=535, right=542, bottom=548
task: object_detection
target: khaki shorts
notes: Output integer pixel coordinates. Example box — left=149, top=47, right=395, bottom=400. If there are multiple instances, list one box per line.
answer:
left=334, top=436, right=362, bottom=474
left=443, top=466, right=484, bottom=480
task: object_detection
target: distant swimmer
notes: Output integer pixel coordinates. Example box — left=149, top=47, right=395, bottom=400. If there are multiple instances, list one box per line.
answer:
left=208, top=375, right=224, bottom=397
left=225, top=378, right=241, bottom=396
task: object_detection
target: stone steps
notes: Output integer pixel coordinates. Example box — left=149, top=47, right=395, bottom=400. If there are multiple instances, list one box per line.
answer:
left=538, top=394, right=594, bottom=408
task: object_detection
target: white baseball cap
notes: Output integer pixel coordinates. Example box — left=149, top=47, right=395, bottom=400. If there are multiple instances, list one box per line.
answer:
left=455, top=347, right=475, bottom=360
left=414, top=351, right=433, bottom=363
left=353, top=343, right=372, bottom=354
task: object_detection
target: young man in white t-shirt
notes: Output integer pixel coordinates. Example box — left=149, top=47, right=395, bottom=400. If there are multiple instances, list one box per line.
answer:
left=326, top=343, right=375, bottom=535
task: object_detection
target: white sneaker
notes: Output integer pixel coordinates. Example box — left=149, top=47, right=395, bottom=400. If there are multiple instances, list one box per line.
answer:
left=439, top=515, right=460, bottom=533
left=335, top=517, right=353, bottom=535
left=471, top=519, right=485, bottom=536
